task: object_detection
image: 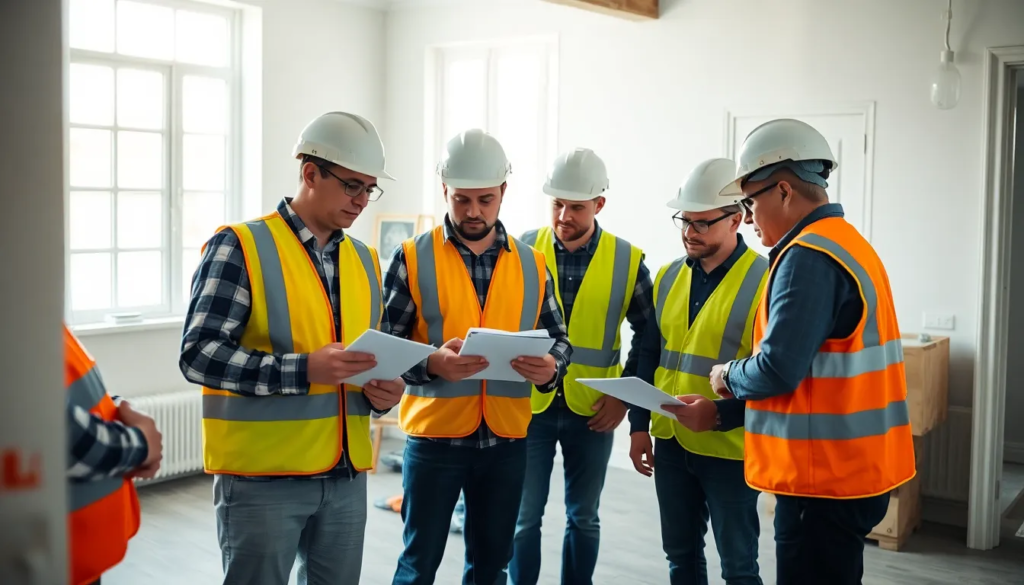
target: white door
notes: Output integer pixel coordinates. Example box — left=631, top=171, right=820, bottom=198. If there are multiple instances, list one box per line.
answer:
left=726, top=107, right=873, bottom=257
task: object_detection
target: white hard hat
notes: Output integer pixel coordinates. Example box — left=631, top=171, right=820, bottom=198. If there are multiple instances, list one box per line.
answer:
left=668, top=158, right=739, bottom=212
left=437, top=128, right=511, bottom=189
left=542, top=148, right=609, bottom=201
left=719, top=118, right=837, bottom=201
left=292, top=111, right=394, bottom=180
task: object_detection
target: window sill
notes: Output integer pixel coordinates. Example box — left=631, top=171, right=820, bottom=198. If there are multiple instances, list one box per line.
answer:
left=72, top=316, right=186, bottom=338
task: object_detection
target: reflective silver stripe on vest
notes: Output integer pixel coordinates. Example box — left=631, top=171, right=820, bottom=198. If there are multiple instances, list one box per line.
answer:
left=70, top=477, right=123, bottom=511
left=746, top=399, right=910, bottom=440
left=349, top=238, right=382, bottom=330
left=204, top=392, right=341, bottom=421
left=247, top=220, right=293, bottom=355
left=521, top=229, right=539, bottom=247
left=347, top=390, right=372, bottom=417
left=797, top=234, right=903, bottom=378
left=405, top=233, right=541, bottom=398
left=68, top=367, right=107, bottom=412
left=656, top=254, right=768, bottom=376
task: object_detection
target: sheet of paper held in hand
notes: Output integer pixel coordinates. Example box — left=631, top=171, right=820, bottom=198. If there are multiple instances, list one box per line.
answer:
left=576, top=377, right=686, bottom=417
left=458, top=327, right=556, bottom=382
left=341, top=329, right=436, bottom=388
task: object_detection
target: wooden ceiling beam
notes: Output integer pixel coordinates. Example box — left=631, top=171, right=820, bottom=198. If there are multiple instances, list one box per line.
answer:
left=541, top=0, right=659, bottom=21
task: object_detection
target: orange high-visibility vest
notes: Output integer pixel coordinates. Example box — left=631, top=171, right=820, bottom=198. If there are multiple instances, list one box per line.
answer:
left=65, top=324, right=141, bottom=585
left=744, top=217, right=916, bottom=499
left=399, top=225, right=547, bottom=439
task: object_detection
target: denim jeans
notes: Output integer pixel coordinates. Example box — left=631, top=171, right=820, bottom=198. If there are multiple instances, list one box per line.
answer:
left=509, top=404, right=615, bottom=585
left=653, top=438, right=762, bottom=585
left=212, top=472, right=367, bottom=585
left=392, top=437, right=528, bottom=585
left=774, top=492, right=890, bottom=585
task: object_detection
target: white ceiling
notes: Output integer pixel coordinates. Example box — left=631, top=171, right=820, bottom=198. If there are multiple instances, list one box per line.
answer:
left=336, top=0, right=527, bottom=11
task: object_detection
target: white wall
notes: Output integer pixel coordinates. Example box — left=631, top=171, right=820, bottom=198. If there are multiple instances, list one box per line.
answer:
left=78, top=0, right=387, bottom=398
left=384, top=0, right=1024, bottom=410
left=1004, top=74, right=1024, bottom=463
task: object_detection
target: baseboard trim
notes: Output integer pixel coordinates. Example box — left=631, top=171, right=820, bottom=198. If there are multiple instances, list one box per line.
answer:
left=922, top=496, right=968, bottom=528
left=1004, top=441, right=1024, bottom=465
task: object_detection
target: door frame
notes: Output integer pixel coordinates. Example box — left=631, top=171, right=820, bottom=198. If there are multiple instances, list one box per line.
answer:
left=723, top=101, right=876, bottom=241
left=969, top=45, right=1024, bottom=551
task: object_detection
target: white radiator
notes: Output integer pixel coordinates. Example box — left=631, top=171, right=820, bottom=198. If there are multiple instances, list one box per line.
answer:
left=129, top=390, right=204, bottom=484
left=918, top=405, right=973, bottom=502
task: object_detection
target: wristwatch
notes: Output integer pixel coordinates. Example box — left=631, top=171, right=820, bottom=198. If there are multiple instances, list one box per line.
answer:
left=721, top=361, right=731, bottom=389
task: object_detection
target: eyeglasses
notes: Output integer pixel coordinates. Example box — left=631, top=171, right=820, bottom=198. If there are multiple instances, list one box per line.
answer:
left=318, top=165, right=384, bottom=202
left=672, top=211, right=737, bottom=233
left=737, top=181, right=778, bottom=215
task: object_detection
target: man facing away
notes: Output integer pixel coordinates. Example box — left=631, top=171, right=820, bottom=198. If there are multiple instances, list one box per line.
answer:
left=179, top=111, right=405, bottom=585
left=384, top=128, right=572, bottom=585
left=694, top=118, right=916, bottom=585
left=511, top=147, right=653, bottom=585
left=66, top=322, right=163, bottom=585
left=629, top=158, right=768, bottom=585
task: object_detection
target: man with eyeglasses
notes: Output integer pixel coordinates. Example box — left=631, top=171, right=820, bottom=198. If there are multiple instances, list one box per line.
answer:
left=179, top=111, right=403, bottom=585
left=628, top=158, right=768, bottom=585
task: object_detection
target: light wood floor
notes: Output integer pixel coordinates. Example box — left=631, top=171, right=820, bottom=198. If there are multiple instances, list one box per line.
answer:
left=105, top=439, right=1024, bottom=585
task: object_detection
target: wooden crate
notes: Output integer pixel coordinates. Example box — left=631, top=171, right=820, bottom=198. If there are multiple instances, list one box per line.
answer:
left=867, top=474, right=922, bottom=551
left=901, top=334, right=949, bottom=436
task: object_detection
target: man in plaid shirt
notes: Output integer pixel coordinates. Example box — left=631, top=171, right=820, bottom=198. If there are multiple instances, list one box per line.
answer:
left=512, top=148, right=653, bottom=585
left=386, top=129, right=572, bottom=585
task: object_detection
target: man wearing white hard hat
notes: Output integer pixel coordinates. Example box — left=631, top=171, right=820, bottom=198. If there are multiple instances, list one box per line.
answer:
left=707, top=119, right=916, bottom=585
left=384, top=128, right=572, bottom=585
left=510, top=148, right=653, bottom=585
left=628, top=158, right=768, bottom=585
left=180, top=111, right=403, bottom=585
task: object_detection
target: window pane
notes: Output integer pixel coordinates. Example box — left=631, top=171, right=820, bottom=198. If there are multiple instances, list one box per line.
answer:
left=442, top=56, right=487, bottom=141
left=176, top=10, right=229, bottom=67
left=70, top=63, right=114, bottom=126
left=117, top=68, right=164, bottom=129
left=70, top=191, right=112, bottom=250
left=70, top=129, right=112, bottom=188
left=183, top=134, right=225, bottom=191
left=182, top=247, right=201, bottom=302
left=494, top=50, right=543, bottom=236
left=117, top=131, right=163, bottom=189
left=116, top=0, right=173, bottom=60
left=70, top=0, right=115, bottom=52
left=183, top=191, right=225, bottom=248
left=117, top=251, right=162, bottom=307
left=71, top=253, right=112, bottom=311
left=117, top=191, right=162, bottom=248
left=183, top=76, right=228, bottom=134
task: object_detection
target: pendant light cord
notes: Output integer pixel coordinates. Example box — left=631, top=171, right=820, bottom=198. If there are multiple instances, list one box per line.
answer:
left=944, top=0, right=952, bottom=51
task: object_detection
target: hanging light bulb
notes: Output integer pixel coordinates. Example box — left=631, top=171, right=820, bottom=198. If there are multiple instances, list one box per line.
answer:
left=930, top=0, right=961, bottom=109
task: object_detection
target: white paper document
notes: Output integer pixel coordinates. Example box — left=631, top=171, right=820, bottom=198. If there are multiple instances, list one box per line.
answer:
left=576, top=377, right=686, bottom=418
left=458, top=327, right=556, bottom=382
left=341, top=329, right=436, bottom=388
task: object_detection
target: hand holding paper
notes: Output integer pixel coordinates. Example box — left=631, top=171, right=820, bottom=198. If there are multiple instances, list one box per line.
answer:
left=427, top=337, right=489, bottom=382
left=458, top=328, right=556, bottom=382
left=575, top=377, right=686, bottom=418
left=308, top=343, right=377, bottom=385
left=336, top=329, right=436, bottom=388
left=510, top=354, right=557, bottom=386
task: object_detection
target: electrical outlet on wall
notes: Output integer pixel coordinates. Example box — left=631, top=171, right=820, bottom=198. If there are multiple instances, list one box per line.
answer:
left=923, top=312, right=955, bottom=330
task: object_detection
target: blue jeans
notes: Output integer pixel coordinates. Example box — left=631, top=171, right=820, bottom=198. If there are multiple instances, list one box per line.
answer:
left=774, top=492, right=890, bottom=585
left=509, top=404, right=614, bottom=585
left=653, top=438, right=762, bottom=585
left=393, top=437, right=528, bottom=585
left=212, top=472, right=367, bottom=585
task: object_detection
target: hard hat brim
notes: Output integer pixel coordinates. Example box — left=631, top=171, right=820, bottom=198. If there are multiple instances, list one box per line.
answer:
left=666, top=197, right=733, bottom=213
left=440, top=176, right=508, bottom=190
left=293, top=142, right=396, bottom=181
left=542, top=184, right=603, bottom=202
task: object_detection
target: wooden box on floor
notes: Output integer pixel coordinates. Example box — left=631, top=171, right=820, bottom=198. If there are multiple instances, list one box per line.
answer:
left=901, top=333, right=949, bottom=436
left=867, top=473, right=922, bottom=551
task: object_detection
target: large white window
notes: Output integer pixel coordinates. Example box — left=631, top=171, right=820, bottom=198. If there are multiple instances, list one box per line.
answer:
left=67, top=0, right=240, bottom=326
left=430, top=39, right=558, bottom=239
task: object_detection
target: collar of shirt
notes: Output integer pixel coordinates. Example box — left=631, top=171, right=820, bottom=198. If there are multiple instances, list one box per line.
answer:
left=553, top=221, right=602, bottom=256
left=685, top=233, right=749, bottom=277
left=442, top=213, right=511, bottom=254
left=279, top=197, right=346, bottom=251
left=768, top=202, right=845, bottom=267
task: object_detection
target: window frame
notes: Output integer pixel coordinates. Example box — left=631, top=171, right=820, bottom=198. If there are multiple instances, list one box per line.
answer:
left=66, top=0, right=243, bottom=327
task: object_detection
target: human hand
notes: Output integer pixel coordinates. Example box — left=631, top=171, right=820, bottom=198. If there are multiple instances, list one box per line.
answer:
left=588, top=395, right=627, bottom=433
left=709, top=364, right=733, bottom=399
left=628, top=432, right=655, bottom=477
left=364, top=378, right=404, bottom=410
left=308, top=343, right=376, bottom=385
left=426, top=338, right=489, bottom=382
left=662, top=395, right=719, bottom=432
left=510, top=354, right=557, bottom=386
left=118, top=401, right=162, bottom=479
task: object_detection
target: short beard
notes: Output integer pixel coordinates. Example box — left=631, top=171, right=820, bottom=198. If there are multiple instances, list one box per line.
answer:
left=453, top=219, right=494, bottom=242
left=558, top=223, right=590, bottom=244
left=684, top=241, right=721, bottom=260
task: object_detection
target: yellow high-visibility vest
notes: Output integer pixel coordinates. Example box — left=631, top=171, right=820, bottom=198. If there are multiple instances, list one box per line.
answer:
left=521, top=227, right=642, bottom=416
left=650, top=248, right=768, bottom=460
left=200, top=211, right=382, bottom=475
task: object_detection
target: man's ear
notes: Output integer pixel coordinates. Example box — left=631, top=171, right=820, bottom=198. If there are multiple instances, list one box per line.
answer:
left=593, top=196, right=606, bottom=214
left=500, top=182, right=508, bottom=195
